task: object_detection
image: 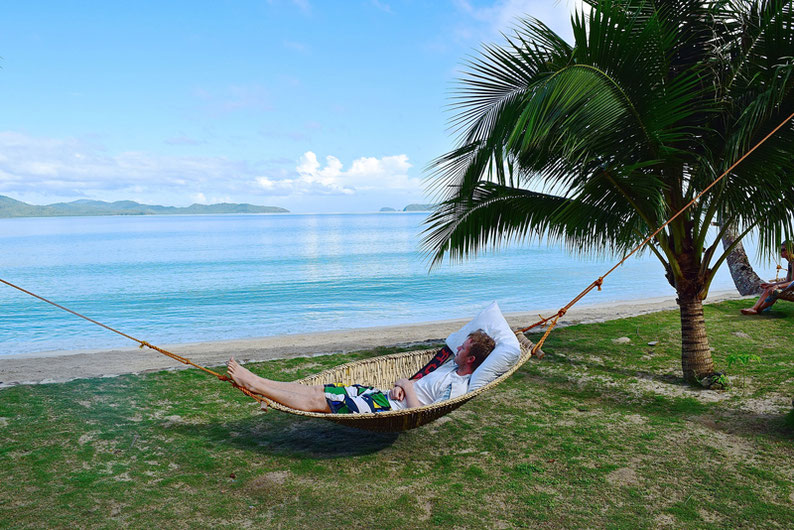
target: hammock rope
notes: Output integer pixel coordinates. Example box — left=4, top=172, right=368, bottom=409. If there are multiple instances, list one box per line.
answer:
left=0, top=277, right=269, bottom=407
left=3, top=110, right=793, bottom=424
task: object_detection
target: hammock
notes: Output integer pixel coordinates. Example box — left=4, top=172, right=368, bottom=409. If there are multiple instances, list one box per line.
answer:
left=264, top=332, right=536, bottom=432
left=0, top=277, right=543, bottom=432
left=3, top=111, right=792, bottom=432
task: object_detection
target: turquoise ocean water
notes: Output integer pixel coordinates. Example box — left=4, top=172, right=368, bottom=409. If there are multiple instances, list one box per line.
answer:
left=0, top=213, right=775, bottom=356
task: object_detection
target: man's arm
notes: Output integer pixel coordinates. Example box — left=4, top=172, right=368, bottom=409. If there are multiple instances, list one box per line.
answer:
left=394, top=378, right=422, bottom=409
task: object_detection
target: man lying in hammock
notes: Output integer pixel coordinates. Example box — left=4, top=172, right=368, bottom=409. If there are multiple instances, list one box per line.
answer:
left=225, top=330, right=495, bottom=414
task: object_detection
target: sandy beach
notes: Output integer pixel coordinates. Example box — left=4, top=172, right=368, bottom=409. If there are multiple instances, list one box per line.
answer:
left=0, top=290, right=749, bottom=387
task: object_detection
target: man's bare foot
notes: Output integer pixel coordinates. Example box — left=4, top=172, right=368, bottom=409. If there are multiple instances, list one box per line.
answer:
left=740, top=308, right=758, bottom=315
left=226, top=357, right=260, bottom=392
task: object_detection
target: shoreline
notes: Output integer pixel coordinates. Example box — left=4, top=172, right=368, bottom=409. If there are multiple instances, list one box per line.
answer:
left=0, top=290, right=750, bottom=387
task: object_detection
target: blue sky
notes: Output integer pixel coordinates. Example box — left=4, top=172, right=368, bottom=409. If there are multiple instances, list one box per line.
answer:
left=1, top=1, right=584, bottom=213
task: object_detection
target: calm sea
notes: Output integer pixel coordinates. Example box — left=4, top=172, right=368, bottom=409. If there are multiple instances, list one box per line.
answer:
left=0, top=213, right=774, bottom=356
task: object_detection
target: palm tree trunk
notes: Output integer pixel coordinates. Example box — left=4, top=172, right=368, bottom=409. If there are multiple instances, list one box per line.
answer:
left=720, top=223, right=762, bottom=296
left=677, top=295, right=714, bottom=382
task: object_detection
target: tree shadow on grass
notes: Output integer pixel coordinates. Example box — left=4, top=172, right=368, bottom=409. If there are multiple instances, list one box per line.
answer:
left=694, top=408, right=794, bottom=441
left=540, top=350, right=689, bottom=387
left=707, top=299, right=794, bottom=316
left=518, top=360, right=794, bottom=442
left=735, top=310, right=790, bottom=320
left=171, top=414, right=399, bottom=458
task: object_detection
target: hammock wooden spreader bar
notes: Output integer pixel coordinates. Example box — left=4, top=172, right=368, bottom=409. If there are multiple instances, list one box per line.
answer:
left=519, top=109, right=794, bottom=357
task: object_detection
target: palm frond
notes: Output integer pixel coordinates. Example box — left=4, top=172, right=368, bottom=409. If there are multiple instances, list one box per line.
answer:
left=425, top=0, right=794, bottom=276
left=423, top=182, right=653, bottom=267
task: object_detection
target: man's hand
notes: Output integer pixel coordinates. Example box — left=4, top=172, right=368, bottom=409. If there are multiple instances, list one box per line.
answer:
left=389, top=379, right=412, bottom=401
left=393, top=378, right=421, bottom=408
left=389, top=385, right=405, bottom=401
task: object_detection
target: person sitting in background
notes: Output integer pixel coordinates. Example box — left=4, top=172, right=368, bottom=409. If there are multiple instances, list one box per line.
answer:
left=741, top=240, right=794, bottom=315
left=225, top=330, right=496, bottom=413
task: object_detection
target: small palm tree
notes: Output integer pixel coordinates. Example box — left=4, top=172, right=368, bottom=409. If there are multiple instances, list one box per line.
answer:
left=424, top=0, right=794, bottom=383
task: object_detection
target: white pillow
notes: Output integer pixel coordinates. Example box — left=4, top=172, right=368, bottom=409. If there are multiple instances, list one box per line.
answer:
left=446, top=301, right=521, bottom=391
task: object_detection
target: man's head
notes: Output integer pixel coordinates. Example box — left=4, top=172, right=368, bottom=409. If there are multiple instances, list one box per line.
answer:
left=454, top=329, right=496, bottom=371
left=781, top=240, right=793, bottom=260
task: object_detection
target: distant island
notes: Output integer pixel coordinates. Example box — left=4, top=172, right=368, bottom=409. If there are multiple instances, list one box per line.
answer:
left=402, top=203, right=436, bottom=212
left=0, top=195, right=289, bottom=218
left=378, top=204, right=436, bottom=212
left=378, top=204, right=436, bottom=213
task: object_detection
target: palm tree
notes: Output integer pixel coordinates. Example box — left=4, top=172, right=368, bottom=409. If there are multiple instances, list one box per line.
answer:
left=423, top=0, right=794, bottom=383
left=720, top=221, right=763, bottom=296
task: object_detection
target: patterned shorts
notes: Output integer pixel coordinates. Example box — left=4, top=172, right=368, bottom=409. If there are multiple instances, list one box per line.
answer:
left=764, top=285, right=793, bottom=305
left=323, top=384, right=392, bottom=414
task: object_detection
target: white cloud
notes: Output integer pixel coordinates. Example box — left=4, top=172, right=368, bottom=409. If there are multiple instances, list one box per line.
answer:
left=254, top=151, right=416, bottom=196
left=256, top=151, right=417, bottom=195
left=370, top=0, right=393, bottom=14
left=0, top=131, right=274, bottom=204
left=0, top=133, right=422, bottom=208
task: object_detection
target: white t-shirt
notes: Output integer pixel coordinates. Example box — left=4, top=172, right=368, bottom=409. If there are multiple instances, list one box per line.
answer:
left=388, top=360, right=470, bottom=410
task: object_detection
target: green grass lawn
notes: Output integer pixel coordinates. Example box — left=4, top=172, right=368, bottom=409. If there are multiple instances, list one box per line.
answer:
left=1, top=300, right=793, bottom=528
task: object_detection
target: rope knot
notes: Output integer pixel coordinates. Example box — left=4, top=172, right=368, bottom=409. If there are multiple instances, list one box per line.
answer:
left=557, top=308, right=567, bottom=317
left=594, top=277, right=604, bottom=291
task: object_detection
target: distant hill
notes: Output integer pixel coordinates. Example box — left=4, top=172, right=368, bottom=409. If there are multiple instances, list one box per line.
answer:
left=403, top=203, right=436, bottom=212
left=0, top=195, right=289, bottom=218
left=379, top=207, right=397, bottom=212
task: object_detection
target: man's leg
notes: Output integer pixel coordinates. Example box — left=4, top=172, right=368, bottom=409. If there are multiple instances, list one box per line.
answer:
left=226, top=358, right=331, bottom=412
left=742, top=286, right=777, bottom=314
left=755, top=281, right=794, bottom=311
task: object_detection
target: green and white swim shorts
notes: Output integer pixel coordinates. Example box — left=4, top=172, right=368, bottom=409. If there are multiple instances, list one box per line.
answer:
left=323, top=383, right=392, bottom=414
